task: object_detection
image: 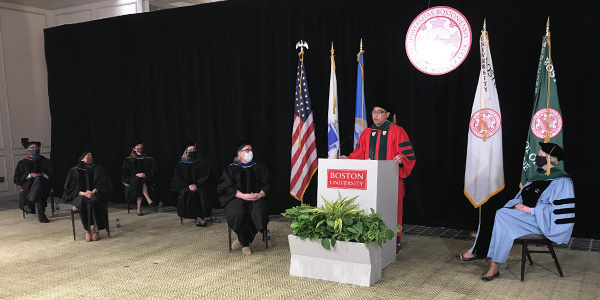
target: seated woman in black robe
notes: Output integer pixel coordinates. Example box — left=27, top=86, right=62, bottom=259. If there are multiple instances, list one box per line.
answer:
left=63, top=151, right=113, bottom=242
left=217, top=142, right=271, bottom=256
left=121, top=140, right=157, bottom=216
left=171, top=141, right=211, bottom=227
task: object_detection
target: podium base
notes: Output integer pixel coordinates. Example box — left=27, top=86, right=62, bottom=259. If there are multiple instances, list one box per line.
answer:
left=288, top=235, right=382, bottom=286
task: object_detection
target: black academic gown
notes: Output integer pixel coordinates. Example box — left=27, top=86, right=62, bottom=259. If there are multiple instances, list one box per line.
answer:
left=14, top=155, right=53, bottom=211
left=217, top=161, right=271, bottom=246
left=63, top=164, right=113, bottom=231
left=121, top=156, right=157, bottom=200
left=171, top=158, right=211, bottom=219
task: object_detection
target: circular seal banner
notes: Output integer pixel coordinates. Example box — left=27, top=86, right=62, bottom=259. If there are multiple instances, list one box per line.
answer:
left=469, top=109, right=501, bottom=139
left=405, top=6, right=472, bottom=75
left=531, top=108, right=563, bottom=139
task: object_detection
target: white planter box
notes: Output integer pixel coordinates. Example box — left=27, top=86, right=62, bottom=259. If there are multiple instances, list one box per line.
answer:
left=288, top=234, right=382, bottom=286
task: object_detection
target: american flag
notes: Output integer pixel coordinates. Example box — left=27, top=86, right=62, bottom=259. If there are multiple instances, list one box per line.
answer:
left=290, top=51, right=318, bottom=201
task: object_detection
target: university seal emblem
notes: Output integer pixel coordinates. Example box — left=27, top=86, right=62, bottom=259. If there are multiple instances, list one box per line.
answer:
left=469, top=109, right=501, bottom=139
left=405, top=6, right=471, bottom=75
left=531, top=108, right=562, bottom=139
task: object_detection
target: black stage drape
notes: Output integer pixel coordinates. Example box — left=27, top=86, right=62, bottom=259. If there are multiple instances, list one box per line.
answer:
left=44, top=0, right=600, bottom=238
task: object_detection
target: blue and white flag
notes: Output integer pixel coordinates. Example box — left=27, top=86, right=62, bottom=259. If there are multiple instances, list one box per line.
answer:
left=354, top=42, right=367, bottom=149
left=328, top=44, right=340, bottom=159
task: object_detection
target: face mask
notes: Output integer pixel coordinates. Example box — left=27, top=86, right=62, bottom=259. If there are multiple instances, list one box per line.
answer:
left=244, top=151, right=253, bottom=162
left=29, top=149, right=40, bottom=157
left=187, top=151, right=198, bottom=159
left=535, top=155, right=548, bottom=167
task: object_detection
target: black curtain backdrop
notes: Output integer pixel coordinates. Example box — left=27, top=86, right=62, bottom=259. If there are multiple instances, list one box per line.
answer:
left=44, top=0, right=600, bottom=238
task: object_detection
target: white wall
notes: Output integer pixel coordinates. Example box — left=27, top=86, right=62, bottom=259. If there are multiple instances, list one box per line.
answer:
left=54, top=0, right=144, bottom=26
left=0, top=0, right=146, bottom=200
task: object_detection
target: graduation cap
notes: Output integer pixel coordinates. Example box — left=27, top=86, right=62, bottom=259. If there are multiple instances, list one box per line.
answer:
left=78, top=151, right=92, bottom=161
left=235, top=139, right=253, bottom=153
left=22, top=141, right=41, bottom=149
left=539, top=142, right=565, bottom=161
left=371, top=100, right=396, bottom=115
left=70, top=144, right=95, bottom=164
left=131, top=139, right=144, bottom=149
left=182, top=140, right=197, bottom=152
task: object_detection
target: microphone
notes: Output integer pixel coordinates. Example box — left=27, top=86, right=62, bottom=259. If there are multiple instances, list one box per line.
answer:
left=339, top=135, right=354, bottom=149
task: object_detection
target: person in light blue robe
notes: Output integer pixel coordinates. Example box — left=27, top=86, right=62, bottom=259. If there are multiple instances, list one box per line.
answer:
left=482, top=142, right=575, bottom=281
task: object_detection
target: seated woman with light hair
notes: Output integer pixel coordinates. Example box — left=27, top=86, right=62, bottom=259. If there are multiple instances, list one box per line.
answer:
left=217, top=141, right=271, bottom=256
left=479, top=142, right=575, bottom=281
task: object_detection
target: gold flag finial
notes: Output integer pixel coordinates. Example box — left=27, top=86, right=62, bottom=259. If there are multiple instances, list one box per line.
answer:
left=331, top=42, right=334, bottom=55
left=483, top=18, right=487, bottom=31
left=546, top=16, right=550, bottom=37
left=360, top=38, right=363, bottom=51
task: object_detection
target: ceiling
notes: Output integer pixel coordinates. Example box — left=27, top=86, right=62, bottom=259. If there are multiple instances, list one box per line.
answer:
left=0, top=0, right=214, bottom=11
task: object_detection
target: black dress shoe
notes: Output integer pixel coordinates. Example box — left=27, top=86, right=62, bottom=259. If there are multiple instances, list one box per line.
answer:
left=137, top=212, right=143, bottom=216
left=456, top=254, right=481, bottom=261
left=481, top=271, right=500, bottom=281
left=38, top=213, right=50, bottom=223
left=23, top=206, right=33, bottom=213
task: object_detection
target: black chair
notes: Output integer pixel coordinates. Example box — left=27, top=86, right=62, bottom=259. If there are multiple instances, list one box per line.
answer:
left=22, top=188, right=55, bottom=218
left=123, top=182, right=156, bottom=214
left=70, top=203, right=111, bottom=241
left=227, top=226, right=269, bottom=251
left=514, top=234, right=563, bottom=281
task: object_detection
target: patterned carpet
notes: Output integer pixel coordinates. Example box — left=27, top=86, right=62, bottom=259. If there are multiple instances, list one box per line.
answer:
left=1, top=204, right=599, bottom=300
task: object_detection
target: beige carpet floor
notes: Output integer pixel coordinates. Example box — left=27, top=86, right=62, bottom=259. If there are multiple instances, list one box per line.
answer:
left=1, top=207, right=599, bottom=300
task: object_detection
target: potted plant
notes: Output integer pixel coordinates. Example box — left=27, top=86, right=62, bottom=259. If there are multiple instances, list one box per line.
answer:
left=282, top=193, right=397, bottom=286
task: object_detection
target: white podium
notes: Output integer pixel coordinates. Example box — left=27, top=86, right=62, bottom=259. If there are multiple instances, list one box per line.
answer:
left=317, top=158, right=398, bottom=268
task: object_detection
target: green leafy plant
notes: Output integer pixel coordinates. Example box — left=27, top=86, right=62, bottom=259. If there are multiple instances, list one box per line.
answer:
left=282, top=192, right=397, bottom=250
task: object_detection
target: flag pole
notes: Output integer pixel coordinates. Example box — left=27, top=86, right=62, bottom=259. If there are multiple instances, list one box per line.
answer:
left=330, top=42, right=341, bottom=158
left=478, top=18, right=485, bottom=227
left=479, top=18, right=488, bottom=141
left=544, top=17, right=552, bottom=175
left=358, top=38, right=365, bottom=127
left=295, top=40, right=309, bottom=149
left=296, top=40, right=307, bottom=204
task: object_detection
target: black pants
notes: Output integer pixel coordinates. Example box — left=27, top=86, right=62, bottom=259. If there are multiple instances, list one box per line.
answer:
left=471, top=198, right=506, bottom=257
left=19, top=177, right=48, bottom=212
left=225, top=198, right=269, bottom=247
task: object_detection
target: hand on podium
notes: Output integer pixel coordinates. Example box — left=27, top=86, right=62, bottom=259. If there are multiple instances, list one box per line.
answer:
left=393, top=154, right=403, bottom=164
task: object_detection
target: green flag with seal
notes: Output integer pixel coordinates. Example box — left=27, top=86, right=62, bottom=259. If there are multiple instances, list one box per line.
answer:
left=520, top=19, right=564, bottom=188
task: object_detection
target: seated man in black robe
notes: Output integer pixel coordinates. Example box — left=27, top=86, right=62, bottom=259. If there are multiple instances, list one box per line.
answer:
left=14, top=141, right=53, bottom=223
left=171, top=141, right=212, bottom=227
left=121, top=140, right=157, bottom=216
left=63, top=151, right=113, bottom=242
left=218, top=142, right=271, bottom=256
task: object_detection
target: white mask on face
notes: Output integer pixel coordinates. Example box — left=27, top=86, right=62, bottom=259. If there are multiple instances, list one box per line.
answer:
left=244, top=151, right=253, bottom=162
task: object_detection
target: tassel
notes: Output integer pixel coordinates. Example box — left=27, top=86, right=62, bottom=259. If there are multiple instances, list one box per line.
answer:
left=545, top=155, right=551, bottom=175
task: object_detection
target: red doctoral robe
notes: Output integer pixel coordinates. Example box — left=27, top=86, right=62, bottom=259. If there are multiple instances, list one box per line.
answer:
left=348, top=120, right=416, bottom=236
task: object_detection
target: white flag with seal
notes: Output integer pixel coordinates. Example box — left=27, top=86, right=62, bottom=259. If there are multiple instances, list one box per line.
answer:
left=464, top=27, right=505, bottom=208
left=327, top=44, right=340, bottom=159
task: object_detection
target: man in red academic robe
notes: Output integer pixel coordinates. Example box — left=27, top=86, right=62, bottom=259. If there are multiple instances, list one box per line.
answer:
left=341, top=102, right=416, bottom=253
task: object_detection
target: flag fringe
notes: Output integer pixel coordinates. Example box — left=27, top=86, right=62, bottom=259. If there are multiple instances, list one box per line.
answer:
left=464, top=184, right=505, bottom=208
